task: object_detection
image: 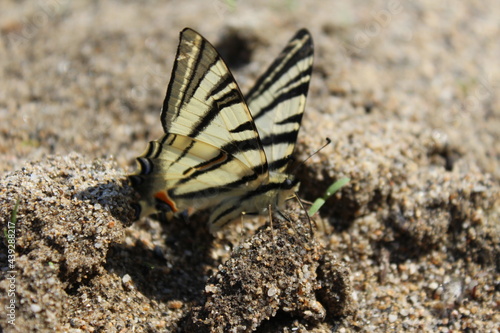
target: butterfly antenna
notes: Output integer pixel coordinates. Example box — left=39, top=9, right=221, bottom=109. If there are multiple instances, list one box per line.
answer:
left=291, top=137, right=331, bottom=175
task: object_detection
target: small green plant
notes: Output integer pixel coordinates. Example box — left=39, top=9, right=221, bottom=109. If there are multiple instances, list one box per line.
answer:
left=11, top=199, right=19, bottom=225
left=224, top=0, right=236, bottom=10
left=308, top=177, right=350, bottom=216
left=3, top=199, right=20, bottom=245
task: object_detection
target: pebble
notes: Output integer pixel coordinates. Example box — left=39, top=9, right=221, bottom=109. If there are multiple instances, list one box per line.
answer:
left=429, top=281, right=439, bottom=290
left=31, top=304, right=42, bottom=313
left=122, top=274, right=132, bottom=284
left=267, top=286, right=278, bottom=297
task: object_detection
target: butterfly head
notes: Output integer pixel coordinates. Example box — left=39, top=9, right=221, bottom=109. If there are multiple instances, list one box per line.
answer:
left=283, top=176, right=300, bottom=191
left=269, top=172, right=300, bottom=208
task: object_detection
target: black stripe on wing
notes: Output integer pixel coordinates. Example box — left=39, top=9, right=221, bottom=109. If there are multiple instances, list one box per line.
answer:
left=169, top=163, right=268, bottom=200
left=178, top=37, right=208, bottom=118
left=209, top=177, right=299, bottom=228
left=267, top=156, right=293, bottom=172
left=162, top=30, right=205, bottom=124
left=230, top=120, right=255, bottom=133
left=187, top=72, right=243, bottom=138
left=251, top=80, right=310, bottom=122
left=276, top=112, right=303, bottom=125
left=173, top=135, right=269, bottom=187
left=244, top=29, right=313, bottom=173
left=260, top=130, right=299, bottom=147
left=207, top=73, right=233, bottom=99
left=246, top=29, right=313, bottom=114
left=182, top=151, right=228, bottom=176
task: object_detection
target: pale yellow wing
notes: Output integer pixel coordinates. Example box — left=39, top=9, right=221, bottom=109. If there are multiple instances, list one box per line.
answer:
left=162, top=28, right=268, bottom=178
left=130, top=28, right=269, bottom=218
left=246, top=29, right=313, bottom=173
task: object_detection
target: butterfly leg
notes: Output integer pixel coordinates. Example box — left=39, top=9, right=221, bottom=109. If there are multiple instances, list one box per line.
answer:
left=268, top=204, right=276, bottom=243
left=294, top=192, right=314, bottom=236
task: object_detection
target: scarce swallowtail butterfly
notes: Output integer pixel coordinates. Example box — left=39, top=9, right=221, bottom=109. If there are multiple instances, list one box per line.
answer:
left=129, top=28, right=314, bottom=233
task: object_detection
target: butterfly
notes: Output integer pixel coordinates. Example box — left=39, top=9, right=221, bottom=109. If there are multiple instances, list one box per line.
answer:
left=129, top=28, right=314, bottom=233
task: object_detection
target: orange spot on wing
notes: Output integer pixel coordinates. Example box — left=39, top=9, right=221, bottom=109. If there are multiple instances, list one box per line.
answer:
left=154, top=190, right=178, bottom=212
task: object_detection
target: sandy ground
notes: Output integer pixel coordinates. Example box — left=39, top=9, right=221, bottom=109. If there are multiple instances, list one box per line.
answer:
left=0, top=0, right=499, bottom=332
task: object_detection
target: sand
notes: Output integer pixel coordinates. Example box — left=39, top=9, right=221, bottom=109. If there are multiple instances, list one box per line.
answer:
left=0, top=1, right=498, bottom=332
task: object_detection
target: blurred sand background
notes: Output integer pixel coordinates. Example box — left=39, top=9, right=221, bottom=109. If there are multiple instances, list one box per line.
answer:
left=0, top=0, right=499, bottom=332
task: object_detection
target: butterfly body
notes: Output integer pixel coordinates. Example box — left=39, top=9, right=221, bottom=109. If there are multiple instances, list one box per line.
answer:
left=130, top=28, right=313, bottom=233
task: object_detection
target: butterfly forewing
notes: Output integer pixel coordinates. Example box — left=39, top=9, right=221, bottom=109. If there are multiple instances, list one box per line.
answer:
left=162, top=29, right=268, bottom=177
left=246, top=29, right=313, bottom=173
left=208, top=30, right=314, bottom=231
